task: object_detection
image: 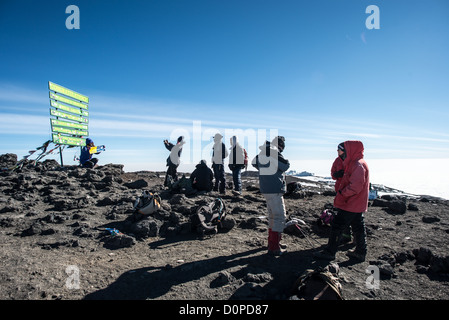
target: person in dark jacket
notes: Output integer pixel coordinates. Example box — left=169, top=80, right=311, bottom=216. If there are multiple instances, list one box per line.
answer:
left=190, top=160, right=214, bottom=192
left=331, top=142, right=352, bottom=244
left=331, top=142, right=346, bottom=192
left=211, top=133, right=228, bottom=194
left=228, top=135, right=246, bottom=194
left=164, top=136, right=185, bottom=187
left=80, top=138, right=99, bottom=168
left=252, top=136, right=290, bottom=256
left=314, top=140, right=369, bottom=261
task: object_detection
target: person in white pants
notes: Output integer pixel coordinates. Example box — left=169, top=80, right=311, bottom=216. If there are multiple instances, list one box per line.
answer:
left=252, top=136, right=290, bottom=255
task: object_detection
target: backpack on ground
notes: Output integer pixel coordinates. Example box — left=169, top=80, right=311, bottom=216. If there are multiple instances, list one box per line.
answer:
left=286, top=182, right=301, bottom=195
left=317, top=204, right=337, bottom=226
left=290, top=267, right=343, bottom=300
left=191, top=198, right=227, bottom=235
left=133, top=190, right=161, bottom=215
left=318, top=209, right=334, bottom=226
left=170, top=174, right=196, bottom=195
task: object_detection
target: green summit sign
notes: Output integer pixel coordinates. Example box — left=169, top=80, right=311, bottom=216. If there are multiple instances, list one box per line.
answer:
left=49, top=81, right=89, bottom=152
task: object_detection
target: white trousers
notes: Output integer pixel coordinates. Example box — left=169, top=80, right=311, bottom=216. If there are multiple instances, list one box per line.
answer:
left=263, top=193, right=286, bottom=233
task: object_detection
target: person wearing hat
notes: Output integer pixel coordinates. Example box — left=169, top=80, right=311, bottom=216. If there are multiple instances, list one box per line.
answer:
left=252, top=136, right=290, bottom=256
left=314, top=140, right=369, bottom=262
left=164, top=136, right=185, bottom=187
left=80, top=138, right=99, bottom=168
left=211, top=133, right=228, bottom=194
left=331, top=142, right=352, bottom=244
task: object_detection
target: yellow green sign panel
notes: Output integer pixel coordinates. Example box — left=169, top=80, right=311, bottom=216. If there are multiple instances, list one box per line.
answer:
left=52, top=134, right=86, bottom=146
left=49, top=81, right=89, bottom=104
left=51, top=100, right=89, bottom=116
left=49, top=81, right=89, bottom=147
left=50, top=92, right=88, bottom=110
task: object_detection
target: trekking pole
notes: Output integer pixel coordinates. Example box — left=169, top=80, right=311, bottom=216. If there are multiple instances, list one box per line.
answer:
left=295, top=225, right=314, bottom=247
left=286, top=219, right=322, bottom=248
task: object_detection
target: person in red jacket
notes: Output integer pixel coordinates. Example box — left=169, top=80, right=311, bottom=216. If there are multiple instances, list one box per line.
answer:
left=331, top=142, right=352, bottom=244
left=315, top=140, right=369, bottom=261
left=331, top=142, right=345, bottom=192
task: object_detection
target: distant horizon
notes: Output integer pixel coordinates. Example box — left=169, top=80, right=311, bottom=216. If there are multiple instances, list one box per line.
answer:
left=1, top=1, right=448, bottom=199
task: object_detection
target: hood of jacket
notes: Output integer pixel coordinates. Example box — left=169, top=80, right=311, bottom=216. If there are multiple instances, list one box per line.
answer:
left=196, top=160, right=208, bottom=168
left=343, top=140, right=364, bottom=168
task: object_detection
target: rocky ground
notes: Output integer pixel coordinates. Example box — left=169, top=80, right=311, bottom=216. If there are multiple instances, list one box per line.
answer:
left=1, top=153, right=449, bottom=303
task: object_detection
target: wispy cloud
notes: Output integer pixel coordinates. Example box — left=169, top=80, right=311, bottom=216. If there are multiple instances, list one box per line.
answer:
left=0, top=83, right=48, bottom=105
left=1, top=82, right=449, bottom=162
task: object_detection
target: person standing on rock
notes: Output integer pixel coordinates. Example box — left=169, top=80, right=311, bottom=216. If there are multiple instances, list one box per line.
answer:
left=314, top=140, right=369, bottom=262
left=252, top=136, right=290, bottom=256
left=331, top=142, right=352, bottom=244
left=211, top=133, right=228, bottom=194
left=164, top=136, right=185, bottom=187
left=228, top=135, right=246, bottom=195
left=80, top=138, right=99, bottom=169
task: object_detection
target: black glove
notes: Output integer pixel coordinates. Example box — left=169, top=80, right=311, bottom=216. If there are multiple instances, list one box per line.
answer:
left=333, top=169, right=344, bottom=178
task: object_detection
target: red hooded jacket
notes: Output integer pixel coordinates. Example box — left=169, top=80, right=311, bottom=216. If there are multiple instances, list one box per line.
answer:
left=333, top=141, right=369, bottom=213
left=331, top=156, right=344, bottom=192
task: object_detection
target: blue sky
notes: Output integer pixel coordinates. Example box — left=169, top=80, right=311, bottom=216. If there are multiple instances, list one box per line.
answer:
left=1, top=0, right=449, bottom=180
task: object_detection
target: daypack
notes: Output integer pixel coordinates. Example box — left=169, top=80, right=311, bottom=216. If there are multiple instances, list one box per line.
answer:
left=191, top=198, right=226, bottom=235
left=291, top=268, right=343, bottom=300
left=369, top=189, right=378, bottom=200
left=318, top=208, right=334, bottom=226
left=170, top=175, right=196, bottom=195
left=286, top=182, right=302, bottom=194
left=133, top=190, right=161, bottom=215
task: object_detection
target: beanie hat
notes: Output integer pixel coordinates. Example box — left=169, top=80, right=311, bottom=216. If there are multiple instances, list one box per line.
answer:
left=272, top=136, right=285, bottom=152
left=86, top=138, right=93, bottom=145
left=338, top=142, right=345, bottom=152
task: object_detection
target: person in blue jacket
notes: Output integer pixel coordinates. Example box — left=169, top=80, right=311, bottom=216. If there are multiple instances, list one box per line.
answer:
left=80, top=138, right=99, bottom=168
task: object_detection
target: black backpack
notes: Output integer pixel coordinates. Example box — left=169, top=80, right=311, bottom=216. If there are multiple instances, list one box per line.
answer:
left=191, top=198, right=226, bottom=235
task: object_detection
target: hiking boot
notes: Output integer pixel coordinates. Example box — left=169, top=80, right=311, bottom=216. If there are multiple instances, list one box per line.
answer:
left=338, top=233, right=353, bottom=245
left=267, top=248, right=286, bottom=256
left=313, top=249, right=336, bottom=260
left=267, top=230, right=286, bottom=256
left=346, top=249, right=366, bottom=262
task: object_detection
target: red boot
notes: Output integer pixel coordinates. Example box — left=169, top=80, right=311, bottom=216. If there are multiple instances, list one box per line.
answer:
left=268, top=230, right=285, bottom=256
left=267, top=228, right=274, bottom=251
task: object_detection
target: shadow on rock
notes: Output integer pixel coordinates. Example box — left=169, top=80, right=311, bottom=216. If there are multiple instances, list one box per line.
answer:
left=84, top=247, right=320, bottom=300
